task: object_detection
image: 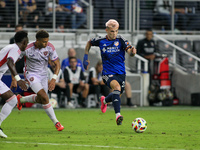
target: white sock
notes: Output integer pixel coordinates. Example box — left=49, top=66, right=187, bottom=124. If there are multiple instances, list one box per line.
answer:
left=20, top=94, right=37, bottom=103
left=42, top=103, right=58, bottom=125
left=116, top=113, right=121, bottom=119
left=0, top=95, right=17, bottom=126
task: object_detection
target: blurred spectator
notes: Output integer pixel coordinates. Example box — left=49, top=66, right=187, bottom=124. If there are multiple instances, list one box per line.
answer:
left=47, top=0, right=69, bottom=32
left=63, top=57, right=89, bottom=108
left=9, top=24, right=24, bottom=73
left=61, top=48, right=84, bottom=71
left=0, top=0, right=10, bottom=27
left=10, top=24, right=23, bottom=44
left=175, top=1, right=200, bottom=31
left=87, top=60, right=110, bottom=107
left=137, top=30, right=156, bottom=61
left=59, top=0, right=86, bottom=29
left=48, top=59, right=72, bottom=108
left=136, top=29, right=156, bottom=82
left=19, top=0, right=39, bottom=28
left=154, top=0, right=178, bottom=30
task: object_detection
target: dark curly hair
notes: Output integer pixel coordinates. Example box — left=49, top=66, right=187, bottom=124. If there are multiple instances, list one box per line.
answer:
left=36, top=29, right=49, bottom=39
left=14, top=30, right=28, bottom=43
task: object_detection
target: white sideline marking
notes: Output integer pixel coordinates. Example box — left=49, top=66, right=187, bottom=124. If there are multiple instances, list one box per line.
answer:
left=0, top=141, right=186, bottom=150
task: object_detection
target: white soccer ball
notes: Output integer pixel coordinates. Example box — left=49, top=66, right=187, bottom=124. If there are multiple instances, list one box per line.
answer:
left=132, top=118, right=147, bottom=133
left=49, top=98, right=58, bottom=108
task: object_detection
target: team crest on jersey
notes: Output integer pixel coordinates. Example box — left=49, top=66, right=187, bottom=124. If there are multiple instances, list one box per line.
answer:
left=43, top=51, right=48, bottom=56
left=114, top=41, right=119, bottom=46
left=29, top=77, right=34, bottom=82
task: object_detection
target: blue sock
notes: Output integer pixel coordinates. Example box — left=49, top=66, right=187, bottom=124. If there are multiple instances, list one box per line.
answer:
left=112, top=90, right=121, bottom=113
left=105, top=92, right=113, bottom=103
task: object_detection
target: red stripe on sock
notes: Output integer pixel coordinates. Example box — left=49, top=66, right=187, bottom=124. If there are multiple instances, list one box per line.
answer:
left=42, top=103, right=51, bottom=109
left=6, top=95, right=16, bottom=102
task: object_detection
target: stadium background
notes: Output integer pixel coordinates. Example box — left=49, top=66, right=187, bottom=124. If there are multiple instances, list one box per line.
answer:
left=1, top=0, right=200, bottom=106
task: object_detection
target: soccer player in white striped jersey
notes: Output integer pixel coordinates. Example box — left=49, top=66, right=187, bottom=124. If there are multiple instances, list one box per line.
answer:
left=13, top=29, right=64, bottom=131
left=0, top=31, right=29, bottom=138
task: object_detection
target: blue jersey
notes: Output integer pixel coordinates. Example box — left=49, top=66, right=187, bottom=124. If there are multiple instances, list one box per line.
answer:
left=90, top=35, right=132, bottom=75
left=61, top=58, right=84, bottom=71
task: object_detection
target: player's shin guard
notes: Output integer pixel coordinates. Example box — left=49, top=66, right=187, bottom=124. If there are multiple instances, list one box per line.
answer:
left=105, top=92, right=114, bottom=103
left=0, top=95, right=17, bottom=125
left=112, top=90, right=121, bottom=113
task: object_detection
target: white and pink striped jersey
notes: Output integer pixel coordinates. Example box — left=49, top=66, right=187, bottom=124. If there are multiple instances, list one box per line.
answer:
left=21, top=42, right=59, bottom=76
left=0, top=44, right=21, bottom=79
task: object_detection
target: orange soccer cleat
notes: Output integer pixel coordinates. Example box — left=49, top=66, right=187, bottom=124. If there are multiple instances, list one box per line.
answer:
left=55, top=122, right=64, bottom=131
left=17, top=94, right=23, bottom=110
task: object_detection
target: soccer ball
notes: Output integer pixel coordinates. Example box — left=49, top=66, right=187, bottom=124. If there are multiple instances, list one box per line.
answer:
left=49, top=98, right=58, bottom=108
left=132, top=118, right=147, bottom=133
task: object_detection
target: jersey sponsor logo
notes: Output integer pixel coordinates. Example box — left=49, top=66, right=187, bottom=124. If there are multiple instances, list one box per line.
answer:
left=113, top=99, right=118, bottom=102
left=107, top=47, right=120, bottom=53
left=29, top=77, right=34, bottom=82
left=103, top=44, right=107, bottom=46
left=114, top=41, right=119, bottom=46
left=43, top=51, right=48, bottom=56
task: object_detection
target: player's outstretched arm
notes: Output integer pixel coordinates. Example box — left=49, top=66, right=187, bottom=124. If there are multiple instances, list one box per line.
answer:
left=127, top=46, right=137, bottom=57
left=48, top=59, right=60, bottom=91
left=7, top=58, right=28, bottom=91
left=83, top=41, right=91, bottom=70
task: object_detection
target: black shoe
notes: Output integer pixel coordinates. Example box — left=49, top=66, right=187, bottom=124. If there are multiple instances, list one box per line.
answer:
left=81, top=102, right=87, bottom=108
left=127, top=102, right=133, bottom=106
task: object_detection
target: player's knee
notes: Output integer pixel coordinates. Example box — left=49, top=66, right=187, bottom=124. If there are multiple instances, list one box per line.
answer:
left=113, top=85, right=121, bottom=92
left=38, top=94, right=49, bottom=104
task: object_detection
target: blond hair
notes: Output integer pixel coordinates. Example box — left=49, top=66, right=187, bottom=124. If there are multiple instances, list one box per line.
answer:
left=105, top=19, right=119, bottom=29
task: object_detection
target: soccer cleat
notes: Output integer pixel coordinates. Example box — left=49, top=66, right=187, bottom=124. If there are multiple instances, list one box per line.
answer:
left=0, top=128, right=7, bottom=138
left=17, top=94, right=23, bottom=110
left=55, top=122, right=64, bottom=131
left=116, top=115, right=123, bottom=125
left=100, top=96, right=107, bottom=113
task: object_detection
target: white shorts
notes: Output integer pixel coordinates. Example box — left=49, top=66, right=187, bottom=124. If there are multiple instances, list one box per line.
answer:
left=0, top=80, right=10, bottom=95
left=25, top=72, right=48, bottom=94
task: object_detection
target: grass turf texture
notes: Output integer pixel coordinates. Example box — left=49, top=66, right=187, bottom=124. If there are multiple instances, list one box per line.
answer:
left=0, top=106, right=200, bottom=150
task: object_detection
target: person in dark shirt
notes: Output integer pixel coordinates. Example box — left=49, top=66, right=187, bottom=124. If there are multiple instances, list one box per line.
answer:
left=63, top=57, right=89, bottom=107
left=136, top=29, right=156, bottom=82
left=9, top=24, right=24, bottom=74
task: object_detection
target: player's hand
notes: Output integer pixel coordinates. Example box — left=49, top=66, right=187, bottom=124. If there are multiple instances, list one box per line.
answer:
left=48, top=79, right=56, bottom=91
left=17, top=80, right=28, bottom=91
left=130, top=46, right=137, bottom=57
left=10, top=80, right=18, bottom=91
left=83, top=54, right=90, bottom=70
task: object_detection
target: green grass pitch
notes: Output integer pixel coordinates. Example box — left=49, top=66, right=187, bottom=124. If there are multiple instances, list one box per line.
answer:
left=0, top=106, right=200, bottom=150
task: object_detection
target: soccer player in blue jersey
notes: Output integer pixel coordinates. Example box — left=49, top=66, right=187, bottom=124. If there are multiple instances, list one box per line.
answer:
left=83, top=19, right=137, bottom=125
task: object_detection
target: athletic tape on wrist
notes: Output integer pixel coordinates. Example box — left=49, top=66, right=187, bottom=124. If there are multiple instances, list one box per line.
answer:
left=14, top=75, right=21, bottom=81
left=52, top=74, right=58, bottom=80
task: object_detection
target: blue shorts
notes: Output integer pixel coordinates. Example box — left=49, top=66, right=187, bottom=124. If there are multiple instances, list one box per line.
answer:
left=102, top=74, right=126, bottom=94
